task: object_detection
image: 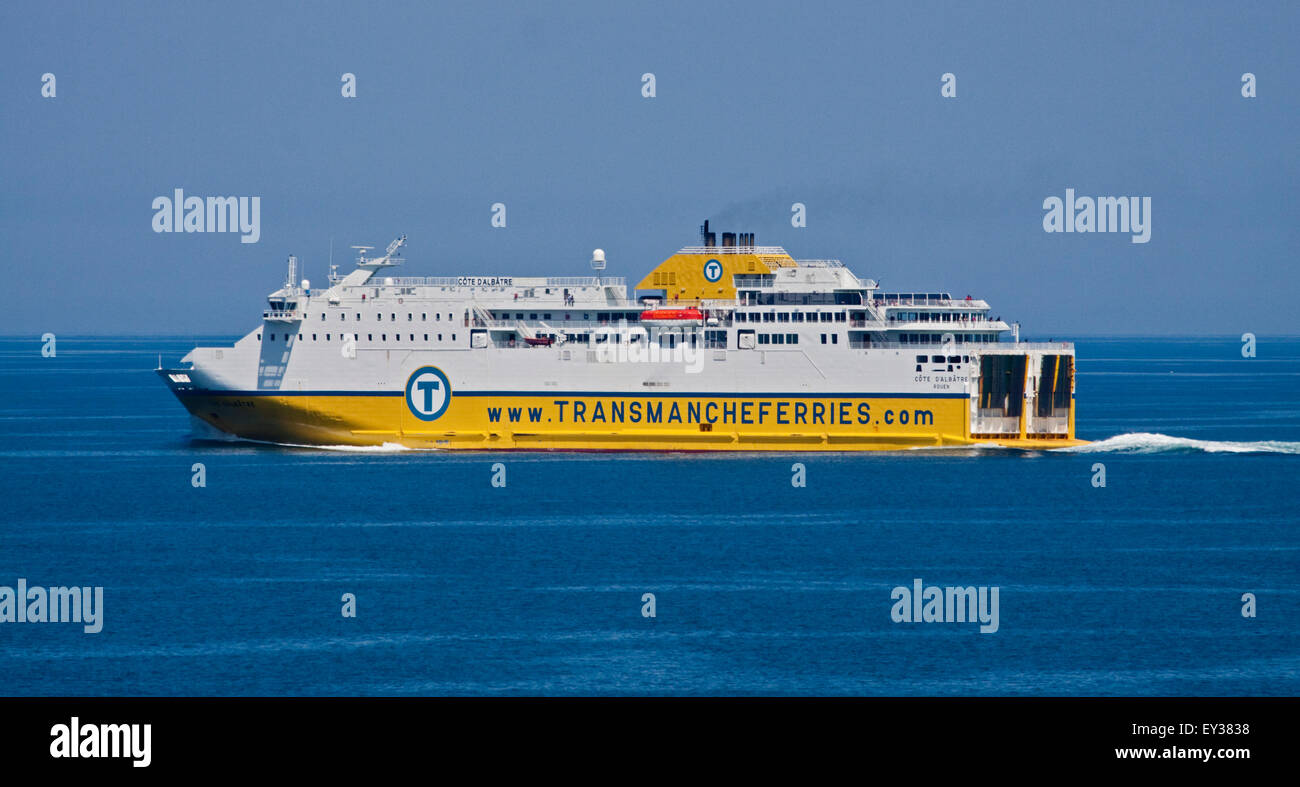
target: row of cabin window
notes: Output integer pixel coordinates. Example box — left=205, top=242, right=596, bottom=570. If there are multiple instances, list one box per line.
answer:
left=918, top=355, right=971, bottom=364
left=898, top=333, right=997, bottom=343
left=757, top=334, right=801, bottom=345
left=259, top=333, right=457, bottom=343
left=496, top=312, right=642, bottom=322
left=890, top=312, right=988, bottom=322
left=584, top=333, right=698, bottom=345
left=569, top=333, right=733, bottom=348
left=915, top=354, right=970, bottom=373
left=320, top=312, right=458, bottom=322
left=736, top=311, right=848, bottom=323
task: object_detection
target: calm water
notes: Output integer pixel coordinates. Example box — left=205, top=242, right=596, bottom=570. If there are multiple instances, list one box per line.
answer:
left=0, top=336, right=1297, bottom=696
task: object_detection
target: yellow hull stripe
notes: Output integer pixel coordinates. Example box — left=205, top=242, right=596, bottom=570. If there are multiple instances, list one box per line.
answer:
left=176, top=392, right=1083, bottom=451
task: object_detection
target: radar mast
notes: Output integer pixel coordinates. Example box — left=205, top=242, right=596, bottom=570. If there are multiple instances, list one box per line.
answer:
left=354, top=234, right=407, bottom=270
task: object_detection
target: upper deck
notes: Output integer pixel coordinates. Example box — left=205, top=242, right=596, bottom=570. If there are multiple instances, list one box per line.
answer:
left=259, top=224, right=1016, bottom=349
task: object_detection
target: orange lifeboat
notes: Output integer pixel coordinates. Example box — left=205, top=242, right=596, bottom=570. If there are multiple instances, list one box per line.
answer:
left=640, top=308, right=704, bottom=326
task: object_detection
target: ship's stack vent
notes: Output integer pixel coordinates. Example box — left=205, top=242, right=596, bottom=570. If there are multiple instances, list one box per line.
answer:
left=700, top=219, right=717, bottom=247
left=698, top=220, right=755, bottom=248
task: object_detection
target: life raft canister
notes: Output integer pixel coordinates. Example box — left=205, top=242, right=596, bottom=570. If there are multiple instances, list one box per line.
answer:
left=640, top=308, right=705, bottom=325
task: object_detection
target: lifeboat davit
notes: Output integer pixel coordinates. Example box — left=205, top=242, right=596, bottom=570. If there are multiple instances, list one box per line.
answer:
left=640, top=308, right=704, bottom=326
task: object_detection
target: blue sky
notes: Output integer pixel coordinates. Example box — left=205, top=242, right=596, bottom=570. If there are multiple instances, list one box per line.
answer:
left=1, top=0, right=1296, bottom=335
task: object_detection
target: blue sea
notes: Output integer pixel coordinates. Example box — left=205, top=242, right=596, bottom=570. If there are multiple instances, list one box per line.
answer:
left=0, top=336, right=1297, bottom=696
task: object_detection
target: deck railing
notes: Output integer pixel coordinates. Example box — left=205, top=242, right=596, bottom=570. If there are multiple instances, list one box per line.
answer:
left=363, top=276, right=626, bottom=288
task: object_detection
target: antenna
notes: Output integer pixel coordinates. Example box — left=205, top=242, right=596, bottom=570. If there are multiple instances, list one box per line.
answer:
left=385, top=234, right=407, bottom=257
left=591, top=248, right=606, bottom=271
left=354, top=235, right=407, bottom=270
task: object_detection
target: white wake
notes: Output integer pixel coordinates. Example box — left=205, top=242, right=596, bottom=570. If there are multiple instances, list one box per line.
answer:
left=1064, top=432, right=1300, bottom=455
left=270, top=441, right=436, bottom=452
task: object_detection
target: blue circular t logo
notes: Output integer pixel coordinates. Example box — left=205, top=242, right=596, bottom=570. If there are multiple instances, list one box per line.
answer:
left=703, top=259, right=723, bottom=283
left=405, top=366, right=452, bottom=421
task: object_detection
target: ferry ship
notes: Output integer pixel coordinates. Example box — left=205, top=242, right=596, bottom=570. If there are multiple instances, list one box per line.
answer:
left=158, top=223, right=1083, bottom=450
